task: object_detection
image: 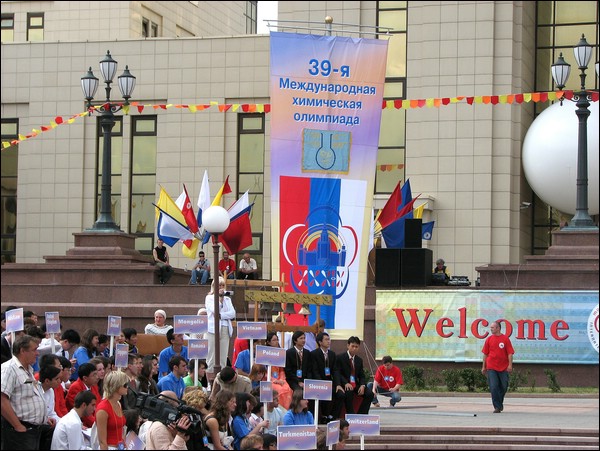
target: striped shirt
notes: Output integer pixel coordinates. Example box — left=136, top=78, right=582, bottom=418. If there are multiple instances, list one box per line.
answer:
left=1, top=356, right=47, bottom=425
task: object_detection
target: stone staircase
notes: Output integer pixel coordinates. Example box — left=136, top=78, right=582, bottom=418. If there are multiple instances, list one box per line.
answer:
left=344, top=426, right=599, bottom=450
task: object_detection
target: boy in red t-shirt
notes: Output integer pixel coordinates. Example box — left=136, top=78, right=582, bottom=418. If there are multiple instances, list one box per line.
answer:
left=368, top=355, right=403, bottom=407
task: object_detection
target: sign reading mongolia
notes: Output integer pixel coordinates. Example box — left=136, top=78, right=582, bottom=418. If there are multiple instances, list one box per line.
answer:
left=376, top=290, right=599, bottom=364
left=174, top=315, right=208, bottom=335
left=270, top=31, right=388, bottom=336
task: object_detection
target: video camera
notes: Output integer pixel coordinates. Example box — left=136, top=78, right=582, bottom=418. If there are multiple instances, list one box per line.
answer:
left=135, top=392, right=204, bottom=435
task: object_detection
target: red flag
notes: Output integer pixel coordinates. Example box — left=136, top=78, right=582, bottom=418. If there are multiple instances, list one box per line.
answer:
left=219, top=206, right=253, bottom=255
left=376, top=181, right=402, bottom=229
left=176, top=184, right=199, bottom=233
left=222, top=176, right=232, bottom=195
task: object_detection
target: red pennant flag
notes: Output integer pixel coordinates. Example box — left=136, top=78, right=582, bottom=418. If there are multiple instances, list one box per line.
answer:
left=264, top=104, right=271, bottom=113
left=442, top=98, right=450, bottom=105
left=395, top=99, right=403, bottom=108
left=466, top=97, right=474, bottom=105
left=137, top=105, right=145, bottom=113
left=55, top=116, right=63, bottom=124
left=491, top=96, right=499, bottom=105
left=219, top=210, right=253, bottom=255
left=242, top=104, right=250, bottom=112
left=515, top=94, right=524, bottom=103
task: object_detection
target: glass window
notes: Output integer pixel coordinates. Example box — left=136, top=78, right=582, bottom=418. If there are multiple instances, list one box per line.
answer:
left=533, top=0, right=599, bottom=254
left=377, top=1, right=408, bottom=195
left=27, top=13, right=44, bottom=42
left=130, top=116, right=157, bottom=254
left=1, top=13, right=14, bottom=42
left=238, top=113, right=264, bottom=276
left=246, top=1, right=257, bottom=34
left=1, top=119, right=18, bottom=265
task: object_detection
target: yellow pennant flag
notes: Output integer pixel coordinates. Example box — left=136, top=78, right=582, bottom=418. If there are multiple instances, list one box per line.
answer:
left=211, top=176, right=232, bottom=207
left=413, top=203, right=426, bottom=219
left=156, top=186, right=187, bottom=224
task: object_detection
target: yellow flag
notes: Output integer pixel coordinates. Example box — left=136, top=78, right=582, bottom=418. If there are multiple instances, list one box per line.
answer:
left=182, top=238, right=199, bottom=259
left=413, top=203, right=425, bottom=219
left=156, top=187, right=187, bottom=224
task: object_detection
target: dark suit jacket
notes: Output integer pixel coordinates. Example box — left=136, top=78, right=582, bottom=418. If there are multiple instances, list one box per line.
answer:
left=285, top=346, right=312, bottom=392
left=335, top=352, right=367, bottom=388
left=309, top=348, right=338, bottom=385
left=1, top=335, right=12, bottom=364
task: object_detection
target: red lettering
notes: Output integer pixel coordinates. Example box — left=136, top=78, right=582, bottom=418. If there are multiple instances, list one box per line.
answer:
left=516, top=319, right=547, bottom=340
left=471, top=318, right=489, bottom=339
left=436, top=317, right=454, bottom=338
left=458, top=307, right=467, bottom=338
left=550, top=320, right=569, bottom=340
left=392, top=308, right=433, bottom=337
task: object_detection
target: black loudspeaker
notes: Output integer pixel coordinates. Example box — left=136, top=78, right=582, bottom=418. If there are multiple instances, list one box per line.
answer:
left=404, top=219, right=422, bottom=248
left=399, top=248, right=433, bottom=287
left=375, top=248, right=401, bottom=286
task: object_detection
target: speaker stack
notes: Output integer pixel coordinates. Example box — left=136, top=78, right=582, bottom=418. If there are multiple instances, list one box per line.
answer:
left=375, top=218, right=433, bottom=287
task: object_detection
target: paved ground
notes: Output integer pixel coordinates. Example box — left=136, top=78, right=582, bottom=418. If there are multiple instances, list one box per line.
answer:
left=369, top=393, right=599, bottom=430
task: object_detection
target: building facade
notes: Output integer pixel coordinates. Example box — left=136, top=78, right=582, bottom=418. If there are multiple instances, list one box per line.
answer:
left=1, top=1, right=598, bottom=283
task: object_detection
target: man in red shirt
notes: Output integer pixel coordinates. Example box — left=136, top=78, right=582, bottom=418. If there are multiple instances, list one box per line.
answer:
left=368, top=355, right=403, bottom=407
left=218, top=250, right=236, bottom=279
left=65, top=362, right=101, bottom=427
left=481, top=320, right=514, bottom=413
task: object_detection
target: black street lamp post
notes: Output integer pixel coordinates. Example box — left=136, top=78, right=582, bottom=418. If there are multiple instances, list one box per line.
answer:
left=81, top=51, right=136, bottom=232
left=551, top=34, right=599, bottom=230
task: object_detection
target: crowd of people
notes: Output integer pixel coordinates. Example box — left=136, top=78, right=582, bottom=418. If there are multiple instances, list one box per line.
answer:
left=0, top=300, right=415, bottom=451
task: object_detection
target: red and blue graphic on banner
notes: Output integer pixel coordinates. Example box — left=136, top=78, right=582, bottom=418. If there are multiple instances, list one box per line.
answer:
left=280, top=176, right=364, bottom=329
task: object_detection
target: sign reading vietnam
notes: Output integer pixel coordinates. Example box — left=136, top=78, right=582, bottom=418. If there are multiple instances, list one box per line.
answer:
left=270, top=32, right=388, bottom=334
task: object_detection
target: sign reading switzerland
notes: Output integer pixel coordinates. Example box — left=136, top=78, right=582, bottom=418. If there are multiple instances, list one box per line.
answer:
left=270, top=32, right=388, bottom=335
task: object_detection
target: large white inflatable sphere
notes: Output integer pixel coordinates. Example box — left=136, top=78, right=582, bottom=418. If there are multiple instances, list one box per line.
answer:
left=522, top=100, right=599, bottom=215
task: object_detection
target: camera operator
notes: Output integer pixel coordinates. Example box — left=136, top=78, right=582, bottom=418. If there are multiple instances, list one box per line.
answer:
left=145, top=391, right=191, bottom=450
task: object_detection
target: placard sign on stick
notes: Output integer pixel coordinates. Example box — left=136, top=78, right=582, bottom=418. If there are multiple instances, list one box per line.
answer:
left=107, top=316, right=122, bottom=336
left=277, top=425, right=317, bottom=450
left=5, top=308, right=23, bottom=333
left=114, top=343, right=129, bottom=369
left=260, top=381, right=273, bottom=403
left=188, top=339, right=209, bottom=360
left=173, top=315, right=208, bottom=335
left=303, top=379, right=333, bottom=401
left=345, top=414, right=380, bottom=436
left=237, top=322, right=267, bottom=340
left=255, top=345, right=286, bottom=367
left=45, top=312, right=61, bottom=334
left=326, top=420, right=340, bottom=447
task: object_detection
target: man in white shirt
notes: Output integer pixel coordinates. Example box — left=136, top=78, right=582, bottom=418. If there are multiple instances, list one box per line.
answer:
left=238, top=253, right=258, bottom=280
left=50, top=390, right=97, bottom=450
left=40, top=365, right=62, bottom=424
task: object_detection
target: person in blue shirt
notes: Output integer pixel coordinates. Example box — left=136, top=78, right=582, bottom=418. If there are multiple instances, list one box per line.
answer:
left=158, top=328, right=188, bottom=380
left=71, top=328, right=99, bottom=381
left=231, top=392, right=270, bottom=450
left=234, top=339, right=265, bottom=377
left=156, top=355, right=188, bottom=400
left=283, top=389, right=314, bottom=425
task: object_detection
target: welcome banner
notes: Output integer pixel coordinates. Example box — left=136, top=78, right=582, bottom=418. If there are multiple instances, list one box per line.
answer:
left=270, top=32, right=388, bottom=337
left=376, top=290, right=599, bottom=364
